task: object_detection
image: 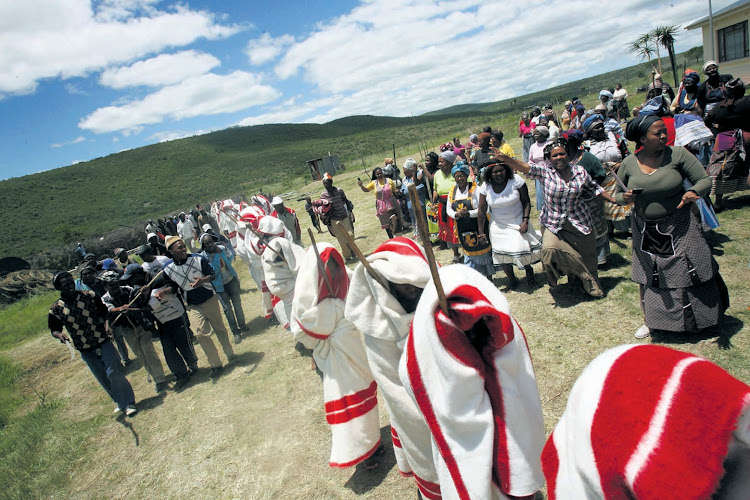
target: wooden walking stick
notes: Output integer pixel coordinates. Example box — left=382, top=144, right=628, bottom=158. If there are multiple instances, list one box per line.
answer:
left=407, top=183, right=449, bottom=315
left=307, top=228, right=335, bottom=297
left=332, top=221, right=390, bottom=291
left=112, top=269, right=165, bottom=324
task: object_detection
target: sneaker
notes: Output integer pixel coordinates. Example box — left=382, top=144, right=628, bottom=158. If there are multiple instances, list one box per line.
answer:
left=124, top=404, right=138, bottom=417
left=233, top=334, right=242, bottom=345
left=209, top=366, right=224, bottom=378
left=114, top=406, right=121, bottom=414
left=634, top=325, right=651, bottom=339
left=155, top=381, right=168, bottom=393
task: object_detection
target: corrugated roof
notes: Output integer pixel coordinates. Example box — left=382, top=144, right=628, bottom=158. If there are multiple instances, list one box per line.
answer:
left=685, top=0, right=750, bottom=30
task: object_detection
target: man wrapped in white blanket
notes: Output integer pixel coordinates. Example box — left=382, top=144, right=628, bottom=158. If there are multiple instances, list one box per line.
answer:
left=400, top=264, right=545, bottom=500
left=260, top=230, right=304, bottom=330
left=345, top=237, right=441, bottom=499
left=291, top=242, right=382, bottom=468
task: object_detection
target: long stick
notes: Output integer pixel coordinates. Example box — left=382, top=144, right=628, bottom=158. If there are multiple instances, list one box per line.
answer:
left=407, top=184, right=448, bottom=315
left=112, top=269, right=165, bottom=324
left=307, top=228, right=335, bottom=297
left=603, top=162, right=628, bottom=191
left=332, top=221, right=390, bottom=291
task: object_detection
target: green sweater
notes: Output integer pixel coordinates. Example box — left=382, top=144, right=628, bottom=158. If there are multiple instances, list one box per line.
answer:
left=615, top=146, right=712, bottom=220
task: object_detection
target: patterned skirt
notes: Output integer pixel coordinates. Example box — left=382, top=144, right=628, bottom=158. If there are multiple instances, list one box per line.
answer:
left=437, top=196, right=459, bottom=246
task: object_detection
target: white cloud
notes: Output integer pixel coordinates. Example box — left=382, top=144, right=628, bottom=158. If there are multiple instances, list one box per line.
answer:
left=100, top=50, right=221, bottom=89
left=265, top=0, right=712, bottom=124
left=0, top=0, right=241, bottom=96
left=245, top=33, right=295, bottom=65
left=50, top=136, right=86, bottom=148
left=79, top=71, right=281, bottom=133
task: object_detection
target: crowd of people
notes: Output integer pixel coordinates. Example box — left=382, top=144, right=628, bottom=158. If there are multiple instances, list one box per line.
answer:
left=47, top=62, right=749, bottom=498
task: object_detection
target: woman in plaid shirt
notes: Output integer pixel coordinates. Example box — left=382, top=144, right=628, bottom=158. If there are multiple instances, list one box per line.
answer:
left=495, top=139, right=617, bottom=297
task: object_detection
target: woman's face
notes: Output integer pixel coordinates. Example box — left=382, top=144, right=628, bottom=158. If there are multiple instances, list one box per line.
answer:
left=591, top=122, right=606, bottom=140
left=453, top=171, right=468, bottom=188
left=438, top=157, right=452, bottom=172
left=490, top=165, right=507, bottom=185
left=533, top=132, right=545, bottom=143
left=549, top=146, right=569, bottom=172
left=641, top=120, right=668, bottom=153
left=490, top=136, right=500, bottom=147
left=374, top=168, right=384, bottom=180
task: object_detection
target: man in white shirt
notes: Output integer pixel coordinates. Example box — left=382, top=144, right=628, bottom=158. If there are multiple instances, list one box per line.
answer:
left=176, top=212, right=196, bottom=252
left=137, top=245, right=169, bottom=280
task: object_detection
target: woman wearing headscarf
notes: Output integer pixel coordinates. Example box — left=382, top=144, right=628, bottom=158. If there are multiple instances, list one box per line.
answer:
left=358, top=167, right=401, bottom=239
left=477, top=159, right=541, bottom=287
left=496, top=139, right=617, bottom=298
left=583, top=111, right=631, bottom=236
left=529, top=125, right=551, bottom=210
left=704, top=78, right=750, bottom=211
left=446, top=161, right=494, bottom=274
left=697, top=60, right=733, bottom=116
left=616, top=115, right=728, bottom=339
left=569, top=127, right=612, bottom=267
left=518, top=112, right=536, bottom=162
left=671, top=70, right=703, bottom=115
left=432, top=150, right=461, bottom=260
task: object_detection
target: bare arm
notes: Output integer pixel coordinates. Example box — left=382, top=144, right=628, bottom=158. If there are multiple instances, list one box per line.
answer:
left=518, top=183, right=531, bottom=233
left=477, top=193, right=488, bottom=237
left=495, top=153, right=530, bottom=174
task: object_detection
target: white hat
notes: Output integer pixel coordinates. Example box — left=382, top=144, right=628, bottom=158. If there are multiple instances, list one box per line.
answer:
left=202, top=224, right=212, bottom=231
left=271, top=196, right=283, bottom=205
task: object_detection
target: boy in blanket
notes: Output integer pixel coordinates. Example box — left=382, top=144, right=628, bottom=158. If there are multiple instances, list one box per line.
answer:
left=400, top=264, right=545, bottom=500
left=290, top=242, right=383, bottom=469
left=542, top=344, right=750, bottom=500
left=260, top=229, right=305, bottom=331
left=345, top=237, right=441, bottom=499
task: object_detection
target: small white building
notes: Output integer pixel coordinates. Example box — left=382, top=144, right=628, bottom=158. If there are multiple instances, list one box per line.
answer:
left=686, top=0, right=750, bottom=81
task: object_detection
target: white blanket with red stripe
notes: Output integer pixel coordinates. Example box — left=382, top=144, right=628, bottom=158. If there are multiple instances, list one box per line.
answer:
left=345, top=237, right=440, bottom=499
left=261, top=237, right=305, bottom=329
left=400, top=264, right=545, bottom=500
left=543, top=344, right=750, bottom=500
left=291, top=243, right=381, bottom=468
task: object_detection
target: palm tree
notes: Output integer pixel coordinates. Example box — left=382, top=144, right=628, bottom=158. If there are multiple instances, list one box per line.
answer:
left=654, top=25, right=680, bottom=87
left=627, top=37, right=657, bottom=73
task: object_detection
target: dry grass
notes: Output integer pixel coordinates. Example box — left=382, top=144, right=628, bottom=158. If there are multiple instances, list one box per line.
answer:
left=3, top=157, right=749, bottom=499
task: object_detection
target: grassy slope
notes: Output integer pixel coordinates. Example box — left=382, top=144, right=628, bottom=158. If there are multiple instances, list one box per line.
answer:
left=1, top=167, right=747, bottom=499
left=0, top=49, right=704, bottom=259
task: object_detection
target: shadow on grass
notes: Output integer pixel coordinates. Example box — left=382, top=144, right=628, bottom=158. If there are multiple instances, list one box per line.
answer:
left=651, top=314, right=744, bottom=350
left=548, top=276, right=626, bottom=308
left=599, top=252, right=630, bottom=271
left=244, top=316, right=276, bottom=337
left=705, top=230, right=731, bottom=256
left=722, top=193, right=750, bottom=211
left=225, top=351, right=265, bottom=376
left=344, top=426, right=397, bottom=495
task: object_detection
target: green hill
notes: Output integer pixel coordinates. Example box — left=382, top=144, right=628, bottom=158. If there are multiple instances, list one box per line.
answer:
left=0, top=48, right=703, bottom=260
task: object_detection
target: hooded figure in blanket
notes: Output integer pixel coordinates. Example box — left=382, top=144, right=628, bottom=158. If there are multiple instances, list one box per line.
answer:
left=400, top=264, right=545, bottom=500
left=259, top=218, right=304, bottom=330
left=291, top=242, right=382, bottom=468
left=345, top=237, right=441, bottom=499
left=543, top=344, right=750, bottom=500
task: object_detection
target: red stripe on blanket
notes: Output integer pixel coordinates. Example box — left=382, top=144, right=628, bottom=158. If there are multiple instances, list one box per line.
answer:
left=399, top=470, right=414, bottom=478
left=325, top=395, right=377, bottom=425
left=226, top=230, right=237, bottom=239
left=406, top=322, right=471, bottom=500
left=295, top=319, right=330, bottom=341
left=317, top=246, right=349, bottom=303
left=261, top=281, right=270, bottom=293
left=483, top=355, right=511, bottom=493
left=391, top=426, right=402, bottom=448
left=374, top=236, right=429, bottom=261
left=541, top=435, right=560, bottom=500
left=414, top=472, right=442, bottom=500
left=325, top=381, right=377, bottom=413
left=270, top=294, right=281, bottom=306
left=329, top=438, right=382, bottom=469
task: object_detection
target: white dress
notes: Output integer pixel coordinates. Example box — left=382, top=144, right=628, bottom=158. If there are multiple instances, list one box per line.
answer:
left=480, top=176, right=542, bottom=268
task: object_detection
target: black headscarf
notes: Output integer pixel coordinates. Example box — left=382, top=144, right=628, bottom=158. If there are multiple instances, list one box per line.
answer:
left=625, top=115, right=661, bottom=144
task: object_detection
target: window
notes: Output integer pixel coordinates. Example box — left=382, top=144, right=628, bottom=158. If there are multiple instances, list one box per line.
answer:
left=718, top=20, right=749, bottom=62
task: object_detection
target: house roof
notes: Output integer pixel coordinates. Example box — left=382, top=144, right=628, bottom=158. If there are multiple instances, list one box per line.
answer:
left=685, top=0, right=750, bottom=30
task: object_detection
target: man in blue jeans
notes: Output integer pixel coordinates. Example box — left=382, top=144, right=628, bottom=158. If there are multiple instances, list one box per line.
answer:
left=48, top=272, right=137, bottom=416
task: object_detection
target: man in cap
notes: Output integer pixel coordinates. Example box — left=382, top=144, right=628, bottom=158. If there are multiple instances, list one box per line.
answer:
left=146, top=233, right=169, bottom=257
left=159, top=236, right=235, bottom=378
left=313, top=173, right=357, bottom=261
left=270, top=196, right=302, bottom=245
left=137, top=245, right=170, bottom=280
left=201, top=224, right=235, bottom=256
left=48, top=271, right=137, bottom=416
left=114, top=247, right=135, bottom=268
left=100, top=269, right=169, bottom=392
left=177, top=212, right=197, bottom=252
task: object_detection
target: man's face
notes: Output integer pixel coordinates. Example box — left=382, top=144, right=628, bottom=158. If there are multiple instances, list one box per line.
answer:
left=323, top=179, right=333, bottom=191
left=117, top=250, right=128, bottom=262
left=56, top=273, right=76, bottom=295
left=202, top=237, right=216, bottom=253
left=179, top=214, right=186, bottom=222
left=272, top=203, right=284, bottom=213
left=171, top=240, right=188, bottom=260
left=81, top=268, right=96, bottom=286
left=104, top=280, right=121, bottom=295
left=140, top=251, right=155, bottom=263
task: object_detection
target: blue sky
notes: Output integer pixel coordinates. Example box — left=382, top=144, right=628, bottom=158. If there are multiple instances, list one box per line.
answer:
left=0, top=0, right=732, bottom=180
